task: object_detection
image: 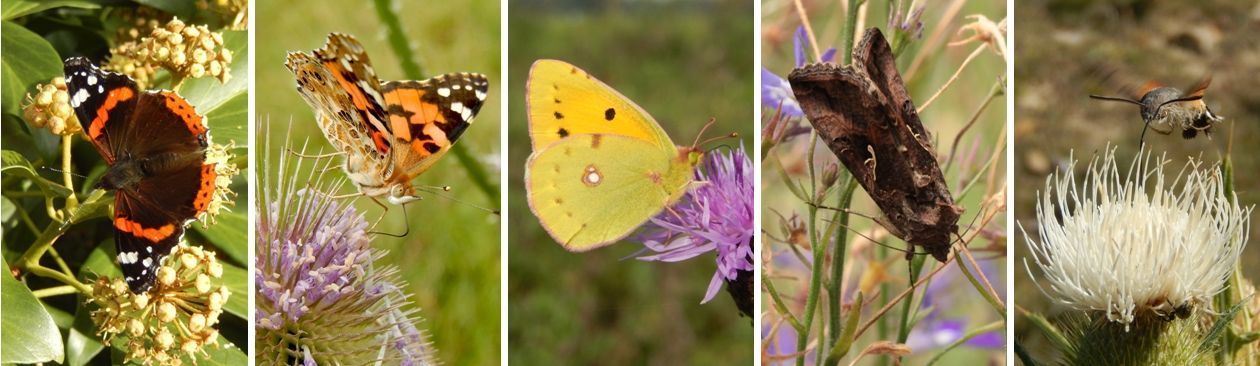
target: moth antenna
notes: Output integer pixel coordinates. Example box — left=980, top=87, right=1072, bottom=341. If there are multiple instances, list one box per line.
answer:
left=1088, top=94, right=1144, bottom=106
left=953, top=210, right=985, bottom=244
left=809, top=203, right=882, bottom=223
left=820, top=217, right=915, bottom=257
left=416, top=185, right=501, bottom=216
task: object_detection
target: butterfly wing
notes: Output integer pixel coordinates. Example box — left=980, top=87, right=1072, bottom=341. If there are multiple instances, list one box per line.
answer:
left=286, top=33, right=394, bottom=186
left=525, top=59, right=676, bottom=152
left=380, top=72, right=489, bottom=178
left=526, top=134, right=694, bottom=251
left=65, top=57, right=141, bottom=163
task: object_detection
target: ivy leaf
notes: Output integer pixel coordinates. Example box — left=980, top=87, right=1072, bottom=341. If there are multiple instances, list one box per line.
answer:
left=1, top=21, right=62, bottom=116
left=0, top=255, right=65, bottom=364
left=1, top=0, right=98, bottom=21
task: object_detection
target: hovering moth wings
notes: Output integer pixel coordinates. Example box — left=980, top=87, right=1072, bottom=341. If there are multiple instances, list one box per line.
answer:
left=788, top=28, right=962, bottom=262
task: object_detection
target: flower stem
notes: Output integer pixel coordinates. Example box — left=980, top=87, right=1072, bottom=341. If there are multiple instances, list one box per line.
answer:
left=764, top=272, right=804, bottom=331
left=31, top=285, right=79, bottom=298
left=895, top=254, right=926, bottom=345
left=797, top=133, right=824, bottom=366
left=372, top=0, right=498, bottom=207
left=824, top=177, right=856, bottom=366
left=61, top=135, right=78, bottom=214
left=841, top=0, right=865, bottom=66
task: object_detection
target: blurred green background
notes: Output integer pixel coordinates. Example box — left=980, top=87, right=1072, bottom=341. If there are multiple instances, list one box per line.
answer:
left=255, top=1, right=500, bottom=364
left=507, top=0, right=755, bottom=364
left=762, top=0, right=1007, bottom=364
left=1014, top=0, right=1260, bottom=362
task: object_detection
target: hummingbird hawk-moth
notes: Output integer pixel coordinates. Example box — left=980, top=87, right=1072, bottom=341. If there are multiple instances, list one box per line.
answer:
left=1089, top=78, right=1223, bottom=146
left=788, top=27, right=963, bottom=262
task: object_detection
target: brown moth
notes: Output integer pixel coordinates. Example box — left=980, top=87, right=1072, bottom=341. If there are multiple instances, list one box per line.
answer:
left=788, top=27, right=962, bottom=262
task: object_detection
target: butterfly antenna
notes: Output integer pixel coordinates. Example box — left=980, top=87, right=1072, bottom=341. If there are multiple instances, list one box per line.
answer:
left=690, top=117, right=717, bottom=148
left=41, top=166, right=87, bottom=180
left=416, top=185, right=501, bottom=216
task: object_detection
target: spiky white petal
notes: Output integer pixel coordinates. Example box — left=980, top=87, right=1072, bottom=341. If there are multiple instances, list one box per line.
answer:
left=1021, top=147, right=1250, bottom=329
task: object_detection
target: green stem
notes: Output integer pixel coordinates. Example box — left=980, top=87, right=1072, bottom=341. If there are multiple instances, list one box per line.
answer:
left=896, top=255, right=925, bottom=345
left=61, top=135, right=78, bottom=212
left=797, top=133, right=824, bottom=366
left=956, top=254, right=1006, bottom=318
left=824, top=178, right=856, bottom=366
left=25, top=264, right=91, bottom=294
left=840, top=0, right=864, bottom=66
left=47, top=247, right=74, bottom=277
left=764, top=272, right=804, bottom=331
left=31, top=285, right=79, bottom=298
left=372, top=0, right=498, bottom=206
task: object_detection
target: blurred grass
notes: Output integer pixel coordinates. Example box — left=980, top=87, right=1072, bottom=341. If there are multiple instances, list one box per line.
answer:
left=1013, top=0, right=1260, bottom=362
left=506, top=0, right=754, bottom=364
left=255, top=1, right=500, bottom=364
left=761, top=0, right=1007, bottom=364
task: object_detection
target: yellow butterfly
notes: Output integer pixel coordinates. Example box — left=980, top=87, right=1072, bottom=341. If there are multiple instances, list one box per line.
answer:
left=525, top=59, right=702, bottom=251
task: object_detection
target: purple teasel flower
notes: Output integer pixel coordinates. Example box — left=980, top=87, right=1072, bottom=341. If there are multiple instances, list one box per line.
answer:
left=634, top=146, right=755, bottom=315
left=256, top=133, right=435, bottom=366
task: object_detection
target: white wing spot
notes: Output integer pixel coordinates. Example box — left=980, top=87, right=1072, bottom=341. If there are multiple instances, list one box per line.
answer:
left=141, top=257, right=153, bottom=268
left=87, top=75, right=98, bottom=85
left=582, top=165, right=602, bottom=187
left=71, top=89, right=89, bottom=107
left=98, top=85, right=104, bottom=93
left=450, top=101, right=464, bottom=115
left=437, top=87, right=451, bottom=97
left=475, top=89, right=487, bottom=100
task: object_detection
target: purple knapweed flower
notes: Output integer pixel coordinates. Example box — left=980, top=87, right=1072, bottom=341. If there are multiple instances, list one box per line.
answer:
left=635, top=146, right=754, bottom=314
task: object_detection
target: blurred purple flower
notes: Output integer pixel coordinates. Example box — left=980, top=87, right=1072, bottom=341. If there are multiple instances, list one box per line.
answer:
left=890, top=4, right=927, bottom=39
left=764, top=26, right=837, bottom=118
left=763, top=325, right=815, bottom=366
left=636, top=146, right=754, bottom=306
left=906, top=258, right=1005, bottom=352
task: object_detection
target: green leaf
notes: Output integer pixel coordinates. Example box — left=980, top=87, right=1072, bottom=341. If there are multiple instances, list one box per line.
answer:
left=1, top=149, right=73, bottom=197
left=192, top=211, right=247, bottom=265
left=219, top=263, right=247, bottom=319
left=0, top=255, right=65, bottom=364
left=1, top=0, right=99, bottom=20
left=1200, top=298, right=1249, bottom=351
left=80, top=239, right=121, bottom=280
left=131, top=0, right=196, bottom=19
left=1, top=21, right=62, bottom=115
left=203, top=92, right=247, bottom=146
left=66, top=301, right=105, bottom=366
left=1, top=195, right=15, bottom=223
left=195, top=342, right=248, bottom=365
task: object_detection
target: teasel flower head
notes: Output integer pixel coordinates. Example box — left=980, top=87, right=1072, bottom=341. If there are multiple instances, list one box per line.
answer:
left=89, top=243, right=231, bottom=366
left=635, top=145, right=754, bottom=315
left=22, top=77, right=81, bottom=136
left=1021, top=146, right=1250, bottom=330
left=255, top=130, right=435, bottom=365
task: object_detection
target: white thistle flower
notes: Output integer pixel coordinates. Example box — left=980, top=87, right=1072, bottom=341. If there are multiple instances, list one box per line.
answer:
left=1021, top=147, right=1250, bottom=330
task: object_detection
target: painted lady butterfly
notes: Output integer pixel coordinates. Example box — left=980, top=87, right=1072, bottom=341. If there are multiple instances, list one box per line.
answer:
left=286, top=33, right=489, bottom=204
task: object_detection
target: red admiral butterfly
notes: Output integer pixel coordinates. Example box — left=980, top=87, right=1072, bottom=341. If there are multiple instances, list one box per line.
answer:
left=64, top=57, right=216, bottom=293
